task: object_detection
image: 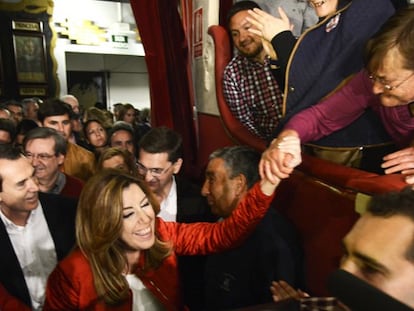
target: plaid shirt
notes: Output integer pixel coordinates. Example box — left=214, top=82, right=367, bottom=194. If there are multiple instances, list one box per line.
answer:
left=223, top=55, right=283, bottom=140
left=299, top=297, right=349, bottom=311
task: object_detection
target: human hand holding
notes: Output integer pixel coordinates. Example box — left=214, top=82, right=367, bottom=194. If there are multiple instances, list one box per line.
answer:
left=382, top=147, right=414, bottom=184
left=259, top=130, right=301, bottom=182
left=246, top=7, right=292, bottom=42
left=270, top=280, right=309, bottom=302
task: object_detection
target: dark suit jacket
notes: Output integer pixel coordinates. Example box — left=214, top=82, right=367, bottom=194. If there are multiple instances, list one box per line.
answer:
left=175, top=176, right=217, bottom=310
left=0, top=192, right=77, bottom=308
left=175, top=176, right=216, bottom=223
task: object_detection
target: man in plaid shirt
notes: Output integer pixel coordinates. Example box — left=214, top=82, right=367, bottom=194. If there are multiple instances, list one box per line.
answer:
left=223, top=1, right=283, bottom=141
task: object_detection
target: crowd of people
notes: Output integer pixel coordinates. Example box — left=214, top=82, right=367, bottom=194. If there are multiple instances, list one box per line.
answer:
left=1, top=0, right=414, bottom=310
left=0, top=90, right=302, bottom=310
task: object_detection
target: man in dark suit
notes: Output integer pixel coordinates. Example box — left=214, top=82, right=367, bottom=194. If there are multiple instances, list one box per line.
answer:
left=138, top=126, right=216, bottom=310
left=202, top=146, right=303, bottom=310
left=0, top=145, right=77, bottom=309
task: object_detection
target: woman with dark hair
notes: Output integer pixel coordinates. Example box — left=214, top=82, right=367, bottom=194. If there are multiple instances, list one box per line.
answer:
left=83, top=119, right=109, bottom=158
left=118, top=103, right=136, bottom=126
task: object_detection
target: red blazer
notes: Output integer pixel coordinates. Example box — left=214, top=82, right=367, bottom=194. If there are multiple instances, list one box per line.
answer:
left=44, top=183, right=275, bottom=311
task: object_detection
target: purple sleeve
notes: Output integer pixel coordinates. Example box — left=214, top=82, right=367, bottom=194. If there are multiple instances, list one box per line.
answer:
left=284, top=70, right=376, bottom=142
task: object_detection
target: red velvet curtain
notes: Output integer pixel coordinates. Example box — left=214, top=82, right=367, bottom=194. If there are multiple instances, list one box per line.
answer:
left=130, top=0, right=197, bottom=175
left=219, top=0, right=234, bottom=26
left=130, top=0, right=234, bottom=176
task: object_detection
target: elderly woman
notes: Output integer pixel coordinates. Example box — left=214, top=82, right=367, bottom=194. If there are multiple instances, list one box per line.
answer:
left=262, top=7, right=414, bottom=183
left=247, top=0, right=395, bottom=169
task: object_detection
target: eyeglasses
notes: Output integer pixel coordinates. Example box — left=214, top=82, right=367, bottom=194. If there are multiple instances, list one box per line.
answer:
left=136, top=161, right=173, bottom=177
left=24, top=152, right=56, bottom=161
left=368, top=72, right=414, bottom=91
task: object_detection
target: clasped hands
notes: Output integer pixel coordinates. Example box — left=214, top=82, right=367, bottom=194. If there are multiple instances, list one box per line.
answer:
left=260, top=134, right=302, bottom=183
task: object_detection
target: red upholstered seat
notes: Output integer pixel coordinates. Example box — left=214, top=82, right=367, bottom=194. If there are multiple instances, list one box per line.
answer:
left=208, top=23, right=408, bottom=297
left=274, top=154, right=407, bottom=296
left=208, top=25, right=267, bottom=152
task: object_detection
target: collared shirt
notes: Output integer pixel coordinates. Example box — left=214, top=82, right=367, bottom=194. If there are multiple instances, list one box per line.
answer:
left=158, top=176, right=177, bottom=222
left=0, top=203, right=57, bottom=310
left=47, top=171, right=66, bottom=195
left=125, top=274, right=165, bottom=311
left=223, top=55, right=283, bottom=140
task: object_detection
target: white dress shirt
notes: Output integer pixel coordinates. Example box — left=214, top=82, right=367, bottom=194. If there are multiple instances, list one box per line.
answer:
left=125, top=274, right=165, bottom=311
left=158, top=177, right=178, bottom=222
left=0, top=203, right=57, bottom=310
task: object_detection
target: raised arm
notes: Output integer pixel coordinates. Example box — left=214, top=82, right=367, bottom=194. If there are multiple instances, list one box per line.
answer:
left=246, top=8, right=292, bottom=42
left=284, top=70, right=375, bottom=143
left=165, top=142, right=301, bottom=255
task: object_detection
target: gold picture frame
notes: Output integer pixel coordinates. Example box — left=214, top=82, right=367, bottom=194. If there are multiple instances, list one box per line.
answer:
left=13, top=33, right=47, bottom=83
left=12, top=20, right=43, bottom=33
left=19, top=85, right=47, bottom=97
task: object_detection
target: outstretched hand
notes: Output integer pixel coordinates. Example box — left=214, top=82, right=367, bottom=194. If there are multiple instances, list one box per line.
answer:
left=382, top=146, right=414, bottom=184
left=260, top=131, right=302, bottom=182
left=246, top=7, right=292, bottom=42
left=270, top=280, right=309, bottom=302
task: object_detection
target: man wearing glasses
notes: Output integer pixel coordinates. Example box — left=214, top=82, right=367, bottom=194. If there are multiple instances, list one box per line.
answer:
left=137, top=126, right=216, bottom=310
left=138, top=126, right=216, bottom=223
left=23, top=127, right=84, bottom=199
left=262, top=7, right=414, bottom=182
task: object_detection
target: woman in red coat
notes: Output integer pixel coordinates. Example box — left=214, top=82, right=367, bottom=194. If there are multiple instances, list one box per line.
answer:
left=43, top=144, right=298, bottom=311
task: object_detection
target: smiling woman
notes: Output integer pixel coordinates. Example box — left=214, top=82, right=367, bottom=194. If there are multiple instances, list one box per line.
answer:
left=43, top=165, right=284, bottom=310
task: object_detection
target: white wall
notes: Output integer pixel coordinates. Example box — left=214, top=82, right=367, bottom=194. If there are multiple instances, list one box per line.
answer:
left=64, top=53, right=149, bottom=111
left=52, top=0, right=150, bottom=111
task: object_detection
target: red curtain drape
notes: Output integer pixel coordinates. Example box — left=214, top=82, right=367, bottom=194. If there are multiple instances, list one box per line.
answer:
left=130, top=0, right=198, bottom=176
left=219, top=0, right=234, bottom=26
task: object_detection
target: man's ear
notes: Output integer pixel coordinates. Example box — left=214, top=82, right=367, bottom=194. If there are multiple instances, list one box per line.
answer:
left=57, top=154, right=65, bottom=166
left=234, top=174, right=248, bottom=197
left=172, top=158, right=183, bottom=174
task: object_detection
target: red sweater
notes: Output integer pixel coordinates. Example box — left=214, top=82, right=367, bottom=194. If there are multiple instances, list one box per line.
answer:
left=60, top=173, right=84, bottom=199
left=44, top=183, right=275, bottom=310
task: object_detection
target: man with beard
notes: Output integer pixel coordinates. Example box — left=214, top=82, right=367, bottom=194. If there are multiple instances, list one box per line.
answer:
left=223, top=1, right=283, bottom=141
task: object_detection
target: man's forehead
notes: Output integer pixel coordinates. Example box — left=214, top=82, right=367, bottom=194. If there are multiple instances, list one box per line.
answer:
left=139, top=150, right=169, bottom=164
left=206, top=158, right=227, bottom=175
left=25, top=137, right=54, bottom=149
left=44, top=114, right=70, bottom=122
left=345, top=214, right=414, bottom=257
left=0, top=157, right=32, bottom=179
left=112, top=130, right=132, bottom=139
